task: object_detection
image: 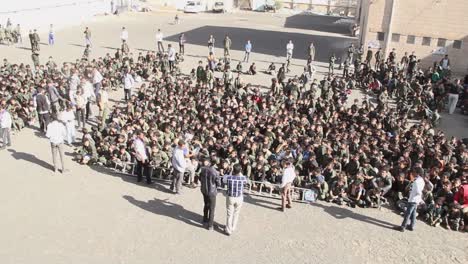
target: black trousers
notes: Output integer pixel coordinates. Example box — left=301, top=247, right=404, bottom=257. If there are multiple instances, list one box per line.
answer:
left=179, top=44, right=184, bottom=54
left=39, top=113, right=50, bottom=132
left=124, top=89, right=131, bottom=101
left=85, top=101, right=92, bottom=120
left=136, top=160, right=152, bottom=184
left=202, top=194, right=217, bottom=227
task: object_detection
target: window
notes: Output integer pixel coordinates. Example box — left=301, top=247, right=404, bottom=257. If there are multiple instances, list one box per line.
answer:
left=406, top=35, right=416, bottom=44
left=453, top=40, right=462, bottom=49
left=377, top=32, right=385, bottom=41
left=437, top=38, right=447, bottom=47
left=391, top=33, right=400, bottom=42
left=422, top=37, right=431, bottom=46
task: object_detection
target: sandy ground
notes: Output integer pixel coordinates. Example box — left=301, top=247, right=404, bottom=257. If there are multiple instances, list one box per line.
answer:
left=0, top=11, right=467, bottom=264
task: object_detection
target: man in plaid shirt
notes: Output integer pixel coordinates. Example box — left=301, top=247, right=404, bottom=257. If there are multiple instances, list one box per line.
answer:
left=223, top=164, right=247, bottom=236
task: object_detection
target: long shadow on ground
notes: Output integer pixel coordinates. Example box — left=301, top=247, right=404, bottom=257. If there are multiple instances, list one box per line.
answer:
left=165, top=25, right=356, bottom=63
left=284, top=13, right=354, bottom=35
left=123, top=195, right=204, bottom=228
left=312, top=202, right=396, bottom=230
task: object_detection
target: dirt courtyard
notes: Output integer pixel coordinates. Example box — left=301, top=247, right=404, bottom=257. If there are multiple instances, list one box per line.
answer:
left=0, top=10, right=467, bottom=264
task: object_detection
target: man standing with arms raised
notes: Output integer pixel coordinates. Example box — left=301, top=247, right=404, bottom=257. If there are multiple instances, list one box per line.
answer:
left=223, top=164, right=247, bottom=236
left=199, top=157, right=220, bottom=230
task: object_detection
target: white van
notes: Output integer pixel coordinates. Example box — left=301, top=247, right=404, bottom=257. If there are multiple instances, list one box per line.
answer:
left=184, top=1, right=204, bottom=13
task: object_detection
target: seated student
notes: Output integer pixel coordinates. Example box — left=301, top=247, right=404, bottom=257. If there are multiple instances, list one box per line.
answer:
left=248, top=62, right=257, bottom=75
left=311, top=173, right=329, bottom=200
left=76, top=138, right=98, bottom=165
left=348, top=178, right=366, bottom=207
left=424, top=198, right=445, bottom=227
left=112, top=145, right=132, bottom=172
left=236, top=61, right=243, bottom=74
left=148, top=145, right=169, bottom=178
left=444, top=203, right=465, bottom=231
left=267, top=62, right=276, bottom=75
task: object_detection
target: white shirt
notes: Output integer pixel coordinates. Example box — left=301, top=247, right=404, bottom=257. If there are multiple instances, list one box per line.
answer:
left=93, top=70, right=103, bottom=84
left=46, top=121, right=67, bottom=144
left=82, top=81, right=95, bottom=102
left=60, top=110, right=76, bottom=127
left=123, top=73, right=135, bottom=90
left=69, top=74, right=80, bottom=91
left=168, top=47, right=176, bottom=61
left=0, top=110, right=12, bottom=128
left=156, top=32, right=163, bottom=42
left=286, top=42, right=294, bottom=54
left=280, top=166, right=296, bottom=188
left=171, top=147, right=187, bottom=172
left=133, top=138, right=147, bottom=161
left=408, top=176, right=425, bottom=204
left=120, top=30, right=128, bottom=41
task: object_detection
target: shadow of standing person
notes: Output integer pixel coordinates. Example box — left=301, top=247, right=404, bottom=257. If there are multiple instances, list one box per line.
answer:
left=8, top=149, right=54, bottom=171
left=123, top=195, right=204, bottom=228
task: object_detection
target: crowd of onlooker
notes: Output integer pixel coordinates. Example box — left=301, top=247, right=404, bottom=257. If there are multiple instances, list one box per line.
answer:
left=0, top=33, right=467, bottom=232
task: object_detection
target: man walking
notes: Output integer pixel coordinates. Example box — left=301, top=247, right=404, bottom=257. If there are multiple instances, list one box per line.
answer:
left=133, top=131, right=152, bottom=184
left=156, top=29, right=164, bottom=53
left=171, top=139, right=187, bottom=194
left=0, top=104, right=12, bottom=149
left=308, top=42, right=316, bottom=61
left=280, top=160, right=296, bottom=211
left=46, top=115, right=68, bottom=173
left=397, top=167, right=425, bottom=232
left=199, top=157, right=220, bottom=230
left=243, top=40, right=252, bottom=63
left=47, top=79, right=65, bottom=114
left=223, top=164, right=247, bottom=236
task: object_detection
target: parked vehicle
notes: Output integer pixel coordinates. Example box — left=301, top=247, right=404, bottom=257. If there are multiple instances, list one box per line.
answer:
left=184, top=1, right=204, bottom=13
left=213, top=2, right=226, bottom=13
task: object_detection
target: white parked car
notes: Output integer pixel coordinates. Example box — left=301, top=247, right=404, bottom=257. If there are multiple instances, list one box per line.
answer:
left=184, top=1, right=204, bottom=13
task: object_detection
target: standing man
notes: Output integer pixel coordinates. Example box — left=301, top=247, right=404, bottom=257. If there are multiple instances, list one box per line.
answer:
left=328, top=54, right=336, bottom=75
left=84, top=27, right=92, bottom=47
left=447, top=79, right=462, bottom=115
left=36, top=87, right=50, bottom=132
left=48, top=24, right=55, bottom=45
left=308, top=42, right=316, bottom=61
left=123, top=70, right=134, bottom=101
left=178, top=33, right=186, bottom=55
left=223, top=35, right=232, bottom=61
left=32, top=29, right=40, bottom=51
left=167, top=44, right=176, bottom=72
left=397, top=167, right=425, bottom=232
left=0, top=104, right=12, bottom=149
left=286, top=40, right=294, bottom=61
left=47, top=79, right=65, bottom=114
left=243, top=40, right=252, bottom=63
left=280, top=160, right=296, bottom=211
left=133, top=131, right=152, bottom=184
left=365, top=47, right=373, bottom=67
left=346, top=43, right=355, bottom=63
left=120, top=26, right=128, bottom=42
left=28, top=30, right=34, bottom=50
left=92, top=67, right=103, bottom=96
left=223, top=164, right=247, bottom=236
left=208, top=35, right=215, bottom=54
left=171, top=139, right=187, bottom=194
left=46, top=115, right=68, bottom=173
left=31, top=50, right=40, bottom=67
left=199, top=157, right=220, bottom=230
left=156, top=29, right=164, bottom=53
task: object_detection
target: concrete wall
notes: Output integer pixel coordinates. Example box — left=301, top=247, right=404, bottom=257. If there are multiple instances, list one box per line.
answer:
left=362, top=0, right=468, bottom=74
left=1, top=0, right=114, bottom=33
